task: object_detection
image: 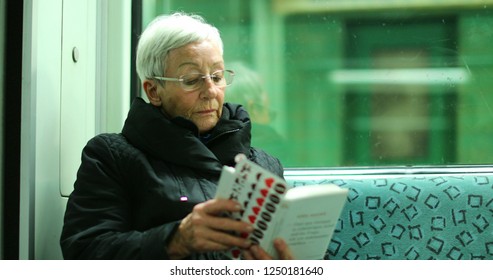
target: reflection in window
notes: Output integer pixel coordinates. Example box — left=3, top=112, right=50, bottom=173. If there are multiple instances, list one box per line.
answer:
left=140, top=0, right=493, bottom=167
left=343, top=18, right=458, bottom=165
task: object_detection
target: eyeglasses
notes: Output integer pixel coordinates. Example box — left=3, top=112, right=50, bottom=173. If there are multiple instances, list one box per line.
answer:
left=152, top=69, right=235, bottom=92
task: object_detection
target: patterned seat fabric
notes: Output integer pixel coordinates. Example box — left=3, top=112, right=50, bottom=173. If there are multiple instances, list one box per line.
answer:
left=286, top=174, right=493, bottom=260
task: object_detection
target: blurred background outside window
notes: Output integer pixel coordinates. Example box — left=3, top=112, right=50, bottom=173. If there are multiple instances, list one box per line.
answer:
left=139, top=0, right=493, bottom=168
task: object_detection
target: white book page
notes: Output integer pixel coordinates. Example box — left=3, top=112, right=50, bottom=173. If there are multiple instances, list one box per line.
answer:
left=270, top=184, right=348, bottom=259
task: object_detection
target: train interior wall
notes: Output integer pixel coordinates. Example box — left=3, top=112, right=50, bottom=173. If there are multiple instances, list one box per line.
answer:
left=0, top=0, right=131, bottom=259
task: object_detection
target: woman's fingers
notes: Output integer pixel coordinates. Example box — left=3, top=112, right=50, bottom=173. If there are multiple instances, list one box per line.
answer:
left=247, top=245, right=272, bottom=260
left=192, top=225, right=252, bottom=250
left=273, top=238, right=294, bottom=260
left=243, top=239, right=294, bottom=260
left=207, top=215, right=253, bottom=234
left=199, top=198, right=242, bottom=215
left=174, top=199, right=295, bottom=260
left=195, top=199, right=253, bottom=234
left=242, top=249, right=254, bottom=260
left=175, top=199, right=253, bottom=254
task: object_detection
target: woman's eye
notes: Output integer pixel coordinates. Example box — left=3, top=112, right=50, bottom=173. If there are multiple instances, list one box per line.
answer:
left=212, top=76, right=223, bottom=83
left=183, top=77, right=200, bottom=86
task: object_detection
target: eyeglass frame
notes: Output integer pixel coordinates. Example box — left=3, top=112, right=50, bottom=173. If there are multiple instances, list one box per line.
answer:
left=151, top=69, right=235, bottom=92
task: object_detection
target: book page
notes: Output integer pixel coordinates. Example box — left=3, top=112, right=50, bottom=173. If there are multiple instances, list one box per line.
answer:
left=266, top=184, right=348, bottom=259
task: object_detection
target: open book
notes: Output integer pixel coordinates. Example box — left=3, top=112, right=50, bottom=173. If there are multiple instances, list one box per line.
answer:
left=215, top=155, right=348, bottom=260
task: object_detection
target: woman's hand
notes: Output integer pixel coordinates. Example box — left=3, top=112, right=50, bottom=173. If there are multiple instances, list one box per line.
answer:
left=167, top=199, right=253, bottom=259
left=242, top=238, right=294, bottom=260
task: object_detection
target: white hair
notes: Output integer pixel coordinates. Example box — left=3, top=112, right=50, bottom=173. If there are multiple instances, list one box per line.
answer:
left=136, top=12, right=224, bottom=83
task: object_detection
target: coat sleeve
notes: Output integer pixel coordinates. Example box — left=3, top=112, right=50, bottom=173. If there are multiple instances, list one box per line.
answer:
left=249, top=147, right=285, bottom=179
left=60, top=135, right=180, bottom=259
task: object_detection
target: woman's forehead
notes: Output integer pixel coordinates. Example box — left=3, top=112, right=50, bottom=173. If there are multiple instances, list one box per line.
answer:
left=166, top=41, right=223, bottom=70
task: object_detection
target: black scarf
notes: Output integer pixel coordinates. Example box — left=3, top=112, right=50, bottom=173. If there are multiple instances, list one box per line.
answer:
left=121, top=98, right=252, bottom=173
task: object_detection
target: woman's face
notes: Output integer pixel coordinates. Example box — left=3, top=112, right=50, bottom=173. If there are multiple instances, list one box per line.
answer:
left=148, top=40, right=225, bottom=134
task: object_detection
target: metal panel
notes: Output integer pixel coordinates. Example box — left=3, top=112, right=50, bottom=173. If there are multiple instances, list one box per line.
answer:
left=19, top=0, right=131, bottom=260
left=59, top=0, right=97, bottom=197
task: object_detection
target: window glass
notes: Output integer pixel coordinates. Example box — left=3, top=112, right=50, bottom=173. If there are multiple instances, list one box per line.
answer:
left=140, top=0, right=493, bottom=167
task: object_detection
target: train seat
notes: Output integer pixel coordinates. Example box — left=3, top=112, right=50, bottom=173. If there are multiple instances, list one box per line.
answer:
left=284, top=167, right=493, bottom=260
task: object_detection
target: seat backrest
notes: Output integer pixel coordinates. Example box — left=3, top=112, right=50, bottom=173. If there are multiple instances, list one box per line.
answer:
left=284, top=167, right=493, bottom=260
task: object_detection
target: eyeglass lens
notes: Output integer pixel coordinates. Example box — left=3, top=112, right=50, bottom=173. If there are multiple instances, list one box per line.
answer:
left=180, top=70, right=233, bottom=91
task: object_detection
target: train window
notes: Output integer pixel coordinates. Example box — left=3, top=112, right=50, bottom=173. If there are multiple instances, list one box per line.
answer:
left=138, top=0, right=493, bottom=168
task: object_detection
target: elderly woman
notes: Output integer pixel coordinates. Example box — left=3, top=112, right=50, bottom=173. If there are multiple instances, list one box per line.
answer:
left=60, top=13, right=292, bottom=260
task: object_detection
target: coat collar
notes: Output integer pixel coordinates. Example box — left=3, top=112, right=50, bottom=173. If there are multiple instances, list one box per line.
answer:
left=121, top=98, right=251, bottom=172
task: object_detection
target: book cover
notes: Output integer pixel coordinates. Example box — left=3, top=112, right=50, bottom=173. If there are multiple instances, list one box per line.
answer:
left=215, top=155, right=348, bottom=259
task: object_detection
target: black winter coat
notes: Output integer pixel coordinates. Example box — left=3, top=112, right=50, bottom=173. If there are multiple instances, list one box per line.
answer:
left=60, top=98, right=283, bottom=259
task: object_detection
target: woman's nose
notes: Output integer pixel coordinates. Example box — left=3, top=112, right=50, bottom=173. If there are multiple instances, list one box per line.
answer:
left=200, top=76, right=219, bottom=98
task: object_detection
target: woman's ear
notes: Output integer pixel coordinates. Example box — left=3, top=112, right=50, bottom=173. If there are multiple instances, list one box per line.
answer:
left=143, top=80, right=162, bottom=106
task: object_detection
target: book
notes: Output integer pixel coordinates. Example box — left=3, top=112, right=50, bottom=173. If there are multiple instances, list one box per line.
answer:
left=215, top=155, right=348, bottom=260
